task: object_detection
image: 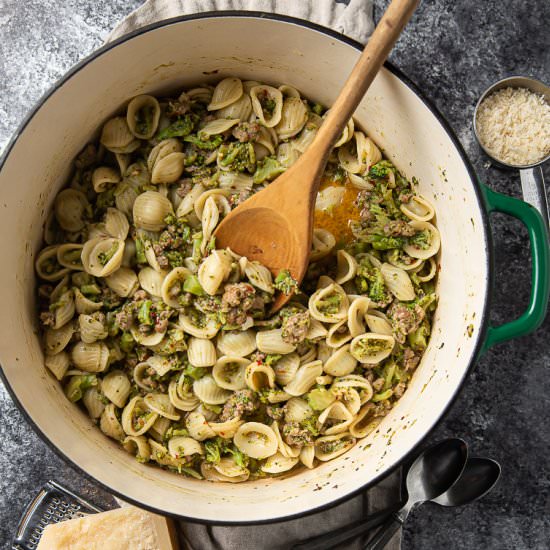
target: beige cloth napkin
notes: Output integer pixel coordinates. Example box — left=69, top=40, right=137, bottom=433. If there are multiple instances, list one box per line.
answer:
left=109, top=1, right=401, bottom=548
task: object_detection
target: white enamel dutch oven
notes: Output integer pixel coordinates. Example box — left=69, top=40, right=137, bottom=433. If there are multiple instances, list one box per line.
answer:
left=0, top=13, right=548, bottom=524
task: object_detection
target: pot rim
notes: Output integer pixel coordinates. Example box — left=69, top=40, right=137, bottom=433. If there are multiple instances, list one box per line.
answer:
left=0, top=11, right=492, bottom=525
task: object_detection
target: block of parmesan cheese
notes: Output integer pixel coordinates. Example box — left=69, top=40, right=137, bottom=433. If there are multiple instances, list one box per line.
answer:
left=36, top=505, right=178, bottom=550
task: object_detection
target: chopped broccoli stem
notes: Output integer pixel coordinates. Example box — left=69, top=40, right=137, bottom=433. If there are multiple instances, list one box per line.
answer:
left=137, top=300, right=153, bottom=325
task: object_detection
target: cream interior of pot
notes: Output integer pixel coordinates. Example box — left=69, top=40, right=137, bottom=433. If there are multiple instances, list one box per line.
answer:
left=0, top=16, right=489, bottom=522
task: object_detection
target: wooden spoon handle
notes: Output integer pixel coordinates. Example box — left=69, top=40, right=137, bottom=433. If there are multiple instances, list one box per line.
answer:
left=313, top=0, right=419, bottom=155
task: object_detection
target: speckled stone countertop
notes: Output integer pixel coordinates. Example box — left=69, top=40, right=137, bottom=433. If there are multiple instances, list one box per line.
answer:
left=1, top=0, right=549, bottom=548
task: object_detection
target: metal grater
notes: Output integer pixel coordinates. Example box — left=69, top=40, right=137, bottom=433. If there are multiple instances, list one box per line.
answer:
left=12, top=480, right=104, bottom=550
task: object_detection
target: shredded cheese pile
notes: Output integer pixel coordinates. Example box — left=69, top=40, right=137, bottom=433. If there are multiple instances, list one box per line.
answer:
left=476, top=86, right=550, bottom=166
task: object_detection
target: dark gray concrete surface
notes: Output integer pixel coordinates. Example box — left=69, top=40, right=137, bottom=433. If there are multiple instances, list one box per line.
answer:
left=1, top=0, right=549, bottom=548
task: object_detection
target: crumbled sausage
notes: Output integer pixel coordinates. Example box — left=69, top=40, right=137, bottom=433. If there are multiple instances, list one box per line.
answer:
left=232, top=121, right=261, bottom=142
left=403, top=347, right=420, bottom=371
left=219, top=389, right=257, bottom=422
left=281, top=311, right=310, bottom=345
left=176, top=179, right=193, bottom=198
left=154, top=309, right=171, bottom=333
left=387, top=301, right=425, bottom=343
left=115, top=310, right=132, bottom=331
left=266, top=405, right=285, bottom=421
left=372, top=377, right=385, bottom=392
left=221, top=283, right=257, bottom=326
left=282, top=422, right=314, bottom=447
left=394, top=382, right=406, bottom=398
left=383, top=220, right=416, bottom=237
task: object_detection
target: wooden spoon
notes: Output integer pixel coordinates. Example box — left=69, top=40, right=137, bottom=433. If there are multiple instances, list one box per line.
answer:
left=215, top=0, right=419, bottom=311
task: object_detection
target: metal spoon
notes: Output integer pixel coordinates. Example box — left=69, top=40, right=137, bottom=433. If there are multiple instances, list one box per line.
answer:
left=292, top=438, right=468, bottom=550
left=473, top=76, right=550, bottom=236
left=365, top=456, right=501, bottom=550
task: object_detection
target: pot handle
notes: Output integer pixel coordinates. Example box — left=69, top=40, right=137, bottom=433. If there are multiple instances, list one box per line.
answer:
left=481, top=184, right=550, bottom=352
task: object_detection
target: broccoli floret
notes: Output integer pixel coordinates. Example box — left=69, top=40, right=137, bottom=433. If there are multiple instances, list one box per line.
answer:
left=97, top=241, right=119, bottom=266
left=120, top=331, right=135, bottom=353
left=217, top=142, right=256, bottom=173
left=95, top=187, right=116, bottom=212
left=137, top=300, right=153, bottom=325
left=204, top=437, right=248, bottom=468
left=311, top=102, right=325, bottom=115
left=355, top=257, right=391, bottom=305
left=369, top=269, right=390, bottom=304
left=273, top=269, right=299, bottom=295
left=408, top=322, right=430, bottom=351
left=253, top=156, right=285, bottom=184
left=184, top=133, right=223, bottom=150
left=182, top=363, right=206, bottom=381
left=264, top=354, right=282, bottom=366
left=226, top=446, right=249, bottom=468
left=368, top=160, right=395, bottom=180
left=205, top=437, right=231, bottom=463
left=300, top=416, right=320, bottom=436
left=368, top=234, right=405, bottom=250
left=408, top=230, right=430, bottom=250
left=156, top=114, right=198, bottom=140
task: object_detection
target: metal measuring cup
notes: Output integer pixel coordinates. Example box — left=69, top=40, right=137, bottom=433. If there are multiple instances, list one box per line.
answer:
left=473, top=76, right=550, bottom=234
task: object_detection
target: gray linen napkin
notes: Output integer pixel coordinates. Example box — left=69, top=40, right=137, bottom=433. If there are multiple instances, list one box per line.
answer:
left=109, top=1, right=401, bottom=548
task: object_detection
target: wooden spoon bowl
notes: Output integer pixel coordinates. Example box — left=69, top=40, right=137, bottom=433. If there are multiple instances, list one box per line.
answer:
left=215, top=0, right=419, bottom=311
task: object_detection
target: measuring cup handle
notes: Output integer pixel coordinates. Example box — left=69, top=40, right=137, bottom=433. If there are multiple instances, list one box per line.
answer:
left=520, top=166, right=550, bottom=236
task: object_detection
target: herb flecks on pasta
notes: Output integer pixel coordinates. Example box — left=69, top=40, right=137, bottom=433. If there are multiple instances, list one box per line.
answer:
left=36, top=77, right=439, bottom=482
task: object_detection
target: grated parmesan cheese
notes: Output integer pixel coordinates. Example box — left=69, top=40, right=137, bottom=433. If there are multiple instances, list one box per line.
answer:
left=475, top=86, right=550, bottom=166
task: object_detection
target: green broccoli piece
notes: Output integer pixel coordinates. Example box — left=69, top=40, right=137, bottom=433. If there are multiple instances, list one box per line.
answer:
left=311, top=102, right=325, bottom=115
left=368, top=160, right=395, bottom=179
left=97, top=241, right=119, bottom=266
left=408, top=230, right=430, bottom=250
left=183, top=274, right=205, bottom=296
left=135, top=238, right=147, bottom=264
left=264, top=354, right=282, bottom=366
left=217, top=142, right=256, bottom=173
left=307, top=388, right=335, bottom=411
left=95, top=187, right=116, bottom=211
left=120, top=331, right=135, bottom=353
left=65, top=374, right=97, bottom=402
left=371, top=389, right=393, bottom=402
left=205, top=437, right=231, bottom=464
left=369, top=269, right=390, bottom=304
left=137, top=300, right=153, bottom=325
left=183, top=364, right=206, bottom=381
left=273, top=269, right=299, bottom=295
left=253, top=157, right=285, bottom=184
left=408, top=323, right=430, bottom=351
left=226, top=446, right=249, bottom=468
left=183, top=133, right=223, bottom=150
left=156, top=114, right=198, bottom=140
left=368, top=234, right=405, bottom=250
left=355, top=257, right=391, bottom=305
left=300, top=416, right=320, bottom=436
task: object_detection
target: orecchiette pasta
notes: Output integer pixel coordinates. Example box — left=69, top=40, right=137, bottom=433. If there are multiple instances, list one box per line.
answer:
left=36, top=77, right=438, bottom=482
left=234, top=422, right=278, bottom=459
